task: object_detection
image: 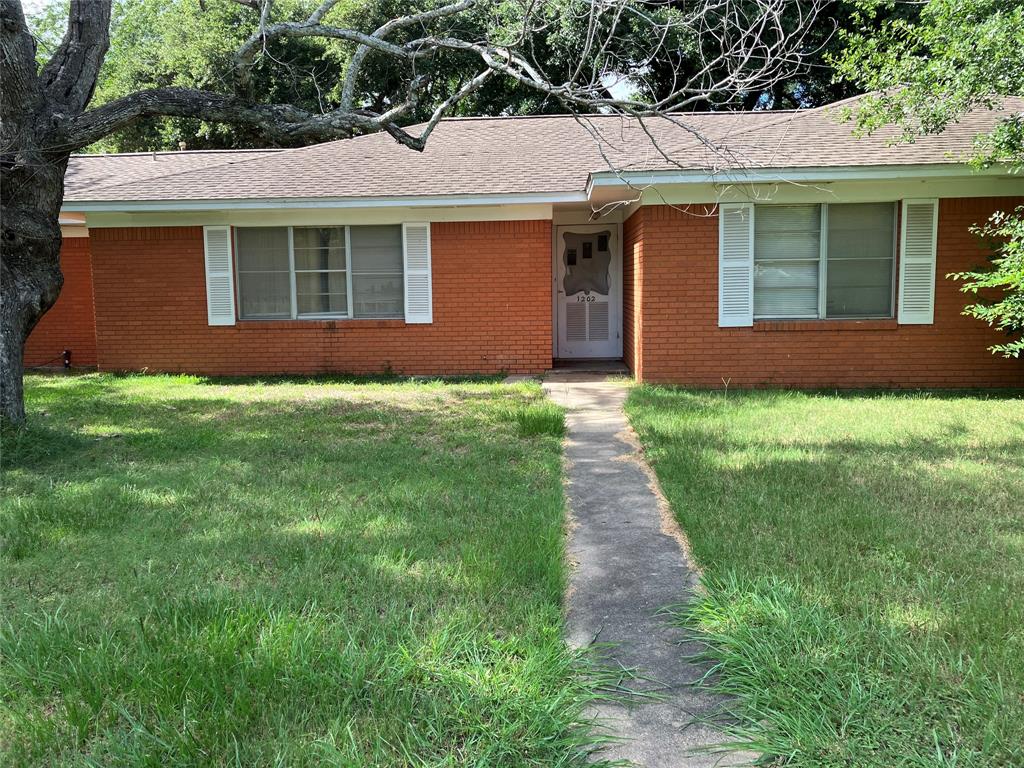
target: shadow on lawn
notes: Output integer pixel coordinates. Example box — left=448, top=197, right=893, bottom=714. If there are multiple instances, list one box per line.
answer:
left=44, top=370, right=508, bottom=388
left=639, top=384, right=1024, bottom=402
left=6, top=382, right=542, bottom=469
left=3, top=380, right=565, bottom=598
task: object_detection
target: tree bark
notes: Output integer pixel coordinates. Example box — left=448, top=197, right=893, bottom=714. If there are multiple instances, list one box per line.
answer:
left=1, top=0, right=69, bottom=425
left=0, top=169, right=66, bottom=426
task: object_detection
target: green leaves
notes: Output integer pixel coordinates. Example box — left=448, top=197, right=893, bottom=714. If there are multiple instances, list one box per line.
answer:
left=948, top=206, right=1024, bottom=357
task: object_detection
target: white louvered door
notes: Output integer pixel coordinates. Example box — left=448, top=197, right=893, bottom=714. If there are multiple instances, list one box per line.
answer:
left=555, top=224, right=621, bottom=359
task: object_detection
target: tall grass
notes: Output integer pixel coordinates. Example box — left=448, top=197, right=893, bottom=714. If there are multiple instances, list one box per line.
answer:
left=627, top=387, right=1024, bottom=767
left=1, top=373, right=606, bottom=766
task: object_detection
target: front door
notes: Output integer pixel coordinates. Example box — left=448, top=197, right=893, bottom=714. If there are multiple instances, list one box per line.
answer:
left=555, top=224, right=621, bottom=358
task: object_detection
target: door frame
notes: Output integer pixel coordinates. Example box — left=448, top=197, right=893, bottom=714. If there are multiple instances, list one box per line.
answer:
left=552, top=221, right=623, bottom=359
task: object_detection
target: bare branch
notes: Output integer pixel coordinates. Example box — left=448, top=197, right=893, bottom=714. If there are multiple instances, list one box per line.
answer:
left=340, top=0, right=477, bottom=112
left=233, top=0, right=477, bottom=95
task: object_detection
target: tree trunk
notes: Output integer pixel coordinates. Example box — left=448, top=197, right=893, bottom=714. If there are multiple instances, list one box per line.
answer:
left=1, top=158, right=67, bottom=426
left=1, top=0, right=102, bottom=425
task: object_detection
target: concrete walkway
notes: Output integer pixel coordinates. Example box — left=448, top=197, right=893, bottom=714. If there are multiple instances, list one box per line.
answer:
left=542, top=373, right=748, bottom=768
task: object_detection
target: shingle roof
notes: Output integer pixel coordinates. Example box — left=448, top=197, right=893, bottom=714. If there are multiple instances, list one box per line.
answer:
left=64, top=97, right=1024, bottom=204
left=64, top=149, right=282, bottom=199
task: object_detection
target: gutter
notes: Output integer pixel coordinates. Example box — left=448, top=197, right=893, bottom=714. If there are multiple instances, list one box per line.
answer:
left=62, top=190, right=589, bottom=213
left=585, top=163, right=1018, bottom=197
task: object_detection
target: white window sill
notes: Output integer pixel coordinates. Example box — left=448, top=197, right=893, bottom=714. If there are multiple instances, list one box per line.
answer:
left=753, top=319, right=898, bottom=332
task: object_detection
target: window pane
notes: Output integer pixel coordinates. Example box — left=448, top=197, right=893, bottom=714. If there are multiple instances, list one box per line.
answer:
left=238, top=272, right=291, bottom=318
left=827, top=203, right=895, bottom=259
left=350, top=226, right=403, bottom=273
left=826, top=203, right=895, bottom=317
left=755, top=205, right=821, bottom=261
left=754, top=260, right=819, bottom=317
left=294, top=248, right=346, bottom=271
left=351, top=225, right=403, bottom=318
left=295, top=271, right=347, bottom=296
left=236, top=227, right=289, bottom=272
left=293, top=227, right=346, bottom=271
left=236, top=228, right=290, bottom=318
left=353, top=275, right=404, bottom=319
left=297, top=293, right=347, bottom=316
left=826, top=258, right=893, bottom=317
left=293, top=227, right=345, bottom=251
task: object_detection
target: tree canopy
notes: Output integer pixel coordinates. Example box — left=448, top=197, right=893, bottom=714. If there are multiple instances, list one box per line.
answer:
left=28, top=0, right=909, bottom=153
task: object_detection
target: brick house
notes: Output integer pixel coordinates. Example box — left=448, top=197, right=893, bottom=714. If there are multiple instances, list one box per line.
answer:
left=31, top=97, right=1024, bottom=387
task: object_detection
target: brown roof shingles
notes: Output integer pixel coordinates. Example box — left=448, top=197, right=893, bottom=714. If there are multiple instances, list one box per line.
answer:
left=64, top=97, right=1024, bottom=203
left=64, top=149, right=283, bottom=199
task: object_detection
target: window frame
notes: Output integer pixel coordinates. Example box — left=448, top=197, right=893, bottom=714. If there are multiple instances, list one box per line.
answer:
left=753, top=202, right=898, bottom=321
left=752, top=203, right=824, bottom=321
left=290, top=225, right=352, bottom=320
left=349, top=226, right=406, bottom=320
left=234, top=225, right=402, bottom=322
left=232, top=226, right=293, bottom=320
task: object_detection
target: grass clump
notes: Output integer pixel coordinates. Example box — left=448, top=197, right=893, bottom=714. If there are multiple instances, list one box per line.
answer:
left=1, top=373, right=600, bottom=767
left=627, top=387, right=1024, bottom=767
left=503, top=399, right=566, bottom=438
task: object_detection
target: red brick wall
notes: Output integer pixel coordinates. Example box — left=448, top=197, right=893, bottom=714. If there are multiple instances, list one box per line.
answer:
left=25, top=236, right=97, bottom=368
left=88, top=221, right=552, bottom=376
left=622, top=210, right=643, bottom=379
left=625, top=198, right=1024, bottom=388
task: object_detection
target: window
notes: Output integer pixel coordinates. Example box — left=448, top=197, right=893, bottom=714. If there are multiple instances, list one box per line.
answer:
left=293, top=227, right=348, bottom=317
left=753, top=205, right=821, bottom=318
left=235, top=227, right=291, bottom=319
left=234, top=225, right=404, bottom=320
left=753, top=203, right=896, bottom=320
left=825, top=203, right=897, bottom=318
left=350, top=226, right=404, bottom=319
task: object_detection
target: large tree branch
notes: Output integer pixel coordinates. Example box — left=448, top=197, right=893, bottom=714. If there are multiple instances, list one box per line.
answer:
left=0, top=0, right=39, bottom=128
left=60, top=86, right=427, bottom=153
left=339, top=0, right=477, bottom=112
left=38, top=0, right=112, bottom=114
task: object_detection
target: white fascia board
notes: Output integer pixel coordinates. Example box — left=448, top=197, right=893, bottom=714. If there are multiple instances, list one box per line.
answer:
left=585, top=163, right=1016, bottom=194
left=63, top=190, right=588, bottom=213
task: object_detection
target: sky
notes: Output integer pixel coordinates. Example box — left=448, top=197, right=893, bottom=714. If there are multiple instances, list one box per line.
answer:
left=22, top=0, right=52, bottom=14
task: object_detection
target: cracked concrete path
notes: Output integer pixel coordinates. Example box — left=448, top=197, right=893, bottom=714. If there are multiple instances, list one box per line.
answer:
left=542, top=372, right=750, bottom=768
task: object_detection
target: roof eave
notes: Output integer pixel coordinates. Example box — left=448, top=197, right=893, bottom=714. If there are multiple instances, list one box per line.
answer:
left=585, top=162, right=1017, bottom=196
left=62, top=189, right=589, bottom=213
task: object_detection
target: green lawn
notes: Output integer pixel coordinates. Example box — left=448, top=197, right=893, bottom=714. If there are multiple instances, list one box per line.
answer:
left=626, top=388, right=1024, bottom=767
left=0, top=373, right=605, bottom=767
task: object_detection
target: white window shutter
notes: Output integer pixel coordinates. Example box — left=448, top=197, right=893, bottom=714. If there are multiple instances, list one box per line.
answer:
left=718, top=203, right=754, bottom=327
left=898, top=199, right=938, bottom=325
left=402, top=222, right=432, bottom=324
left=203, top=226, right=236, bottom=326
